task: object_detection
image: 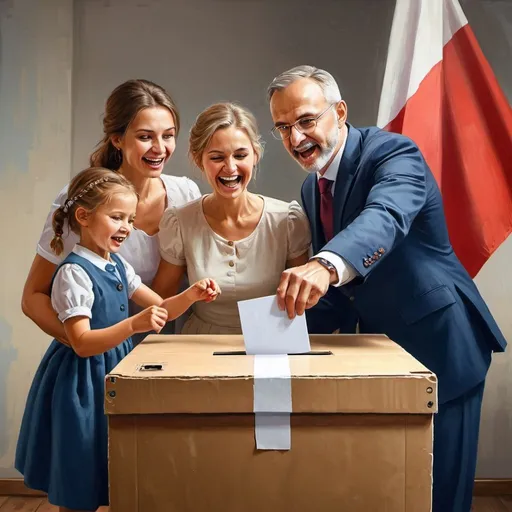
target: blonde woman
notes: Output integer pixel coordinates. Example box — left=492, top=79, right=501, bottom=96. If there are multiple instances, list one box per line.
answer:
left=153, top=103, right=311, bottom=334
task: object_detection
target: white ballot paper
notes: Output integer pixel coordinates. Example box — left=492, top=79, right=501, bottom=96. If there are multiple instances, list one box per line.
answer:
left=237, top=294, right=311, bottom=355
left=238, top=295, right=311, bottom=450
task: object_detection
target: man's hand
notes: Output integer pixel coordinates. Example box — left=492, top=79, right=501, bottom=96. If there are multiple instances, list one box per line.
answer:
left=277, top=260, right=337, bottom=319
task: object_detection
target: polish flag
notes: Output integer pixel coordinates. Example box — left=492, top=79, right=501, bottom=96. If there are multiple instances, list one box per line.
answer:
left=377, top=0, right=512, bottom=278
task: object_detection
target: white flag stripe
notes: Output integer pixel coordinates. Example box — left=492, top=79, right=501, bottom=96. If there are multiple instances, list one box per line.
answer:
left=377, top=0, right=467, bottom=128
left=443, top=0, right=468, bottom=47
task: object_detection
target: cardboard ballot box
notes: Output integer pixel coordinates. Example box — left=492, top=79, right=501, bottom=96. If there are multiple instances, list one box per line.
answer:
left=105, top=334, right=437, bottom=512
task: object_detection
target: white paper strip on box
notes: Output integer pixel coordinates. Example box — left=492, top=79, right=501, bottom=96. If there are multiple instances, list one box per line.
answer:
left=253, top=354, right=292, bottom=450
left=238, top=294, right=311, bottom=450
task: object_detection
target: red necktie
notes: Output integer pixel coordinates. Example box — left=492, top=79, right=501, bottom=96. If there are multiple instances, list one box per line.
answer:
left=318, top=178, right=334, bottom=241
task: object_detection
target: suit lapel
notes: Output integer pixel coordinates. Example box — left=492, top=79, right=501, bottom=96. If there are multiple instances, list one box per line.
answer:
left=302, top=173, right=325, bottom=252
left=333, top=124, right=362, bottom=234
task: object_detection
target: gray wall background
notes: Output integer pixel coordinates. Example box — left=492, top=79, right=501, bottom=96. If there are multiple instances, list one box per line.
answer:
left=1, top=0, right=511, bottom=478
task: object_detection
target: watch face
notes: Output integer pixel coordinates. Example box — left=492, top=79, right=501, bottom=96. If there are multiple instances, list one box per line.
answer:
left=319, top=258, right=334, bottom=271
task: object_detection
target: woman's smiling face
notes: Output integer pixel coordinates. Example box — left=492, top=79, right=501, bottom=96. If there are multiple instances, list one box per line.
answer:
left=201, top=125, right=257, bottom=199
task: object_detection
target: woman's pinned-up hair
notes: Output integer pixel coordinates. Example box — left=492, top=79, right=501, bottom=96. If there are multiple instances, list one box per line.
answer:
left=188, top=102, right=264, bottom=170
left=89, top=79, right=180, bottom=171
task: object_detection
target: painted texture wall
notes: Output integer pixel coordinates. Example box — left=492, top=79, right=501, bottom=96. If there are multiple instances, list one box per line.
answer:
left=0, top=0, right=73, bottom=478
left=70, top=0, right=512, bottom=477
left=0, top=0, right=510, bottom=479
left=455, top=0, right=512, bottom=478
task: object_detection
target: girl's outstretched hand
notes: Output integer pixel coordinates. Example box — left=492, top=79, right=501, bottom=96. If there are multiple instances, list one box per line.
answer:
left=130, top=305, right=169, bottom=334
left=186, top=278, right=221, bottom=303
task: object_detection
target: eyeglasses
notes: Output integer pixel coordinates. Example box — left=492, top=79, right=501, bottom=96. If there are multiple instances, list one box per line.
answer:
left=271, top=104, right=336, bottom=140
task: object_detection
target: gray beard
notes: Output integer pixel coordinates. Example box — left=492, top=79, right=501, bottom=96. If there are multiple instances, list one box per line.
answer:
left=298, top=127, right=340, bottom=174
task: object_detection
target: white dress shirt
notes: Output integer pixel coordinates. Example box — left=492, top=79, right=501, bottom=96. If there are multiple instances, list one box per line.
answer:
left=313, top=138, right=358, bottom=286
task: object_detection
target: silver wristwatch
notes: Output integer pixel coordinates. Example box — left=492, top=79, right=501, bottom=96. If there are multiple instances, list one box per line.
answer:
left=311, top=257, right=337, bottom=275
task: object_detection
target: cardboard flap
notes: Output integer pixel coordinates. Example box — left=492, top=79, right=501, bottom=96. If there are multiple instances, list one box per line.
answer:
left=105, top=334, right=437, bottom=415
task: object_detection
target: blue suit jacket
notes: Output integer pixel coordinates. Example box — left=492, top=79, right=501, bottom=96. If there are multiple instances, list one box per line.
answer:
left=302, top=124, right=507, bottom=403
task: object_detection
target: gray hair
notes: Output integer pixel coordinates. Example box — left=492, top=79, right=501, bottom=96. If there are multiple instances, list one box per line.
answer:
left=267, top=65, right=342, bottom=103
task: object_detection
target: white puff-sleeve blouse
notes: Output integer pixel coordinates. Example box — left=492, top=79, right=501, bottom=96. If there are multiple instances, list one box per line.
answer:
left=159, top=196, right=311, bottom=334
left=51, top=246, right=142, bottom=322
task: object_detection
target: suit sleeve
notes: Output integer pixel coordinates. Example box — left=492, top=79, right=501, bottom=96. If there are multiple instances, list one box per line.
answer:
left=323, top=135, right=427, bottom=278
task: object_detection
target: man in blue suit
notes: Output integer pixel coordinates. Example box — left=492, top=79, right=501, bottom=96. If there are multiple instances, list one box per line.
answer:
left=268, top=65, right=507, bottom=512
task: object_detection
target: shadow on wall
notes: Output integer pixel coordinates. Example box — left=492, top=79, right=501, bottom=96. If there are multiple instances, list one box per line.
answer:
left=0, top=318, right=18, bottom=459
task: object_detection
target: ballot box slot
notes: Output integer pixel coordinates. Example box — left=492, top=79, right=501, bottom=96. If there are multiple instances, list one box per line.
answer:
left=138, top=364, right=164, bottom=371
left=212, top=351, right=333, bottom=356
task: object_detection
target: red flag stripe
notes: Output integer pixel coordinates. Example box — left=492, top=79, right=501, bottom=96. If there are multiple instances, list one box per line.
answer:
left=382, top=11, right=512, bottom=277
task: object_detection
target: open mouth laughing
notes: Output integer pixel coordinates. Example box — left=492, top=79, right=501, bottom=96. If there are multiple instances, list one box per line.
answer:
left=218, top=175, right=243, bottom=189
left=294, top=141, right=319, bottom=162
left=143, top=157, right=165, bottom=169
left=111, top=236, right=127, bottom=247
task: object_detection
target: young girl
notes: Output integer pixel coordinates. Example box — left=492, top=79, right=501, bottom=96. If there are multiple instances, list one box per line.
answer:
left=15, top=167, right=220, bottom=512
left=22, top=79, right=201, bottom=347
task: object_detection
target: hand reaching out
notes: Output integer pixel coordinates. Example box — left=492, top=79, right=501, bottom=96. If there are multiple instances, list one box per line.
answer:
left=186, top=278, right=221, bottom=303
left=277, top=260, right=333, bottom=319
left=130, top=305, right=169, bottom=334
left=158, top=278, right=221, bottom=321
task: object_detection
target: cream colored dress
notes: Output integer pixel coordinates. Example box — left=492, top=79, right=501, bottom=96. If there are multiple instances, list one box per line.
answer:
left=159, top=196, right=312, bottom=334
